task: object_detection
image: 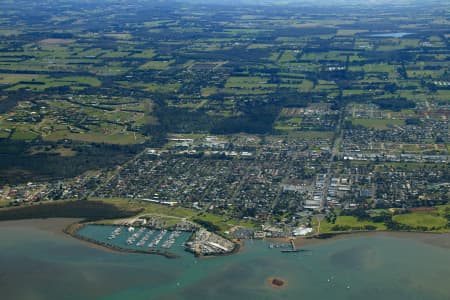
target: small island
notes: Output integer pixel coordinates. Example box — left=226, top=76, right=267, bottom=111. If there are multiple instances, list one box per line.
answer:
left=267, top=277, right=287, bottom=289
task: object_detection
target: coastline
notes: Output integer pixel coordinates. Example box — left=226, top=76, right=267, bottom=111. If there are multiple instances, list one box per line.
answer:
left=265, top=230, right=450, bottom=250
left=1, top=220, right=448, bottom=300
left=0, top=218, right=84, bottom=235
left=307, top=231, right=450, bottom=249
left=1, top=218, right=449, bottom=257
left=0, top=218, right=179, bottom=258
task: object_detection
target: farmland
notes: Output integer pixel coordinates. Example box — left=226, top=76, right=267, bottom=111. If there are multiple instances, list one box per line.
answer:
left=0, top=0, right=448, bottom=235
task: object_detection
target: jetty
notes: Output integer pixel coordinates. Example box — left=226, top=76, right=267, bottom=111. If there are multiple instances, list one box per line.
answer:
left=280, top=239, right=300, bottom=253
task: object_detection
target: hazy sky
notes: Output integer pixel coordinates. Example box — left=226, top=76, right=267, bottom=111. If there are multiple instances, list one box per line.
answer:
left=181, top=0, right=431, bottom=5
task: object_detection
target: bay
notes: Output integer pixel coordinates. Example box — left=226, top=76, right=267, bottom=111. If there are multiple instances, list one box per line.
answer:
left=0, top=219, right=449, bottom=300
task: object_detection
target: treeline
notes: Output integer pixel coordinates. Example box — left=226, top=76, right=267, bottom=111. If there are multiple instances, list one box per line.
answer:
left=144, top=89, right=314, bottom=136
left=372, top=97, right=416, bottom=111
left=211, top=105, right=279, bottom=134
left=193, top=218, right=220, bottom=233
left=143, top=97, right=269, bottom=136
left=0, top=200, right=141, bottom=222
left=0, top=140, right=141, bottom=184
left=330, top=224, right=378, bottom=231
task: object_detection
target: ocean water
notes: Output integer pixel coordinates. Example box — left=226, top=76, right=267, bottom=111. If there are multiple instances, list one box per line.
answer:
left=0, top=220, right=449, bottom=300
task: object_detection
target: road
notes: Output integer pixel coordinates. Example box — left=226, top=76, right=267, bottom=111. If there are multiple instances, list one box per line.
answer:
left=320, top=109, right=344, bottom=209
left=87, top=148, right=148, bottom=198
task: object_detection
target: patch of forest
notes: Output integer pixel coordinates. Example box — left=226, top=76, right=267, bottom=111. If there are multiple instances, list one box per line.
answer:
left=0, top=140, right=142, bottom=184
left=0, top=200, right=141, bottom=221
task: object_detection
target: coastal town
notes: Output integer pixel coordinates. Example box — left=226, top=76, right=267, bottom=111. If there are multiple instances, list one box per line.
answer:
left=2, top=114, right=448, bottom=249
left=0, top=1, right=450, bottom=299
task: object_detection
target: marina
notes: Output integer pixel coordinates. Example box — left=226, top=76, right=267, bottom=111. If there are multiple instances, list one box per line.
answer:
left=148, top=229, right=167, bottom=248
left=107, top=226, right=123, bottom=240
left=77, top=225, right=192, bottom=256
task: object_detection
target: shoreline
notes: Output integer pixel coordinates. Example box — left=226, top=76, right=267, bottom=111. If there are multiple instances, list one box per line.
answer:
left=266, top=230, right=450, bottom=250
left=0, top=218, right=180, bottom=258
left=357, top=231, right=450, bottom=249
left=1, top=218, right=449, bottom=256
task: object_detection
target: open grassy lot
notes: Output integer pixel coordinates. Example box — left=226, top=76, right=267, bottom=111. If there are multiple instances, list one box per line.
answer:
left=350, top=118, right=405, bottom=129
left=10, top=128, right=40, bottom=140
left=313, top=80, right=338, bottom=91
left=44, top=128, right=147, bottom=145
left=301, top=51, right=347, bottom=62
left=336, top=29, right=368, bottom=36
left=90, top=63, right=130, bottom=76
left=225, top=76, right=275, bottom=88
left=220, top=76, right=278, bottom=94
left=221, top=87, right=271, bottom=95
left=247, top=43, right=273, bottom=49
left=0, top=73, right=49, bottom=85
left=0, top=29, right=21, bottom=36
left=431, top=90, right=450, bottom=102
left=143, top=83, right=181, bottom=93
left=314, top=216, right=387, bottom=234
left=0, top=130, right=10, bottom=139
left=4, top=75, right=101, bottom=91
left=94, top=197, right=199, bottom=218
left=278, top=50, right=299, bottom=63
left=363, top=63, right=396, bottom=74
left=393, top=211, right=448, bottom=230
left=139, top=60, right=174, bottom=70
left=100, top=51, right=131, bottom=58
left=131, top=49, right=156, bottom=59
left=314, top=205, right=450, bottom=234
left=286, top=131, right=335, bottom=139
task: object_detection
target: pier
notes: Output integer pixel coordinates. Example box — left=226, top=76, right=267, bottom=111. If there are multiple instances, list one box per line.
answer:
left=281, top=239, right=300, bottom=253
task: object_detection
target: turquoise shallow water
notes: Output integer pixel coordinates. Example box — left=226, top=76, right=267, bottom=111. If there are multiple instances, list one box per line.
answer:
left=0, top=220, right=449, bottom=300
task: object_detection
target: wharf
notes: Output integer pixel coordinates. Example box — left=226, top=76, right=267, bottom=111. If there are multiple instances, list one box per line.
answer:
left=280, top=239, right=300, bottom=253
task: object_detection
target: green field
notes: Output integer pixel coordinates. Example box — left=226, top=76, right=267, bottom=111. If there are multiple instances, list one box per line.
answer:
left=350, top=118, right=405, bottom=129
left=278, top=50, right=298, bottom=63
left=4, top=75, right=101, bottom=91
left=10, top=129, right=39, bottom=140
left=139, top=60, right=174, bottom=70
left=393, top=211, right=448, bottom=230
left=131, top=49, right=156, bottom=59
left=314, top=206, right=450, bottom=234
left=316, top=216, right=387, bottom=233
left=287, top=131, right=335, bottom=139
left=225, top=76, right=274, bottom=88
left=44, top=129, right=147, bottom=145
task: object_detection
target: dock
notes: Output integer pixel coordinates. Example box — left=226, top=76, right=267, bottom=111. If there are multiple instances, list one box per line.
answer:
left=280, top=239, right=300, bottom=253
